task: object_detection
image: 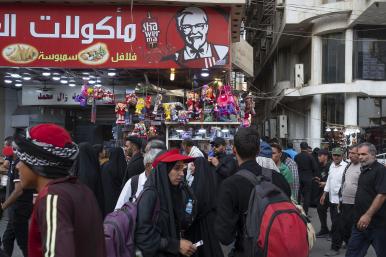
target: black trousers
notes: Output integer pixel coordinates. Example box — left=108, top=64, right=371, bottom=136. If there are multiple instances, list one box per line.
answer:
left=331, top=203, right=355, bottom=251
left=317, top=194, right=330, bottom=232
left=2, top=219, right=29, bottom=257
left=299, top=177, right=313, bottom=214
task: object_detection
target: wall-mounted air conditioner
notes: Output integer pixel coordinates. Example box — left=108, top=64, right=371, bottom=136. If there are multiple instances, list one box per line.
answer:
left=295, top=64, right=304, bottom=88
left=277, top=115, right=288, bottom=138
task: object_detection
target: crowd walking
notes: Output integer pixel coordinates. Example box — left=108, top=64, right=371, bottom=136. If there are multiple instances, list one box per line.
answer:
left=0, top=123, right=385, bottom=257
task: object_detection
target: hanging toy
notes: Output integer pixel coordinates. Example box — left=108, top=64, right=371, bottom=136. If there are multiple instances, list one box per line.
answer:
left=148, top=126, right=158, bottom=137
left=152, top=94, right=163, bottom=115
left=103, top=91, right=115, bottom=104
left=193, top=92, right=202, bottom=120
left=125, top=93, right=138, bottom=107
left=132, top=121, right=147, bottom=138
left=75, top=95, right=87, bottom=107
left=186, top=91, right=195, bottom=115
left=243, top=95, right=256, bottom=127
left=115, top=102, right=128, bottom=125
left=178, top=110, right=189, bottom=124
left=135, top=98, right=145, bottom=115
left=144, top=96, right=153, bottom=118
left=93, top=88, right=105, bottom=100
left=171, top=103, right=178, bottom=121
left=163, top=103, right=171, bottom=121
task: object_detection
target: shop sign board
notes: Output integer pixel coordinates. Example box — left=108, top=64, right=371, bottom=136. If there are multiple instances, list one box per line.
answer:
left=21, top=85, right=128, bottom=106
left=232, top=39, right=253, bottom=77
left=0, top=4, right=230, bottom=69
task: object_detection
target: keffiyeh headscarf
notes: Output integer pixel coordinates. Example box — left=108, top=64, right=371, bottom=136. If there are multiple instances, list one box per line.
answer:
left=13, top=123, right=79, bottom=178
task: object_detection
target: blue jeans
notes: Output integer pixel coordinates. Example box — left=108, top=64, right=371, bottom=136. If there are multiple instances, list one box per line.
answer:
left=345, top=226, right=386, bottom=257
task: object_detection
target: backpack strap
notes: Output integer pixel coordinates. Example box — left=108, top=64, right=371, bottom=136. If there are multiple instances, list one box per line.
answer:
left=131, top=174, right=140, bottom=198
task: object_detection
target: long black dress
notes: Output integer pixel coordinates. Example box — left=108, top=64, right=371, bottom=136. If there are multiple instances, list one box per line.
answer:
left=72, top=142, right=105, bottom=217
left=101, top=147, right=127, bottom=214
left=186, top=157, right=224, bottom=257
left=135, top=161, right=186, bottom=257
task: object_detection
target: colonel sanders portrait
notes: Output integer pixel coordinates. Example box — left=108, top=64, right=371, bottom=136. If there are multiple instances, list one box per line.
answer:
left=163, top=7, right=229, bottom=68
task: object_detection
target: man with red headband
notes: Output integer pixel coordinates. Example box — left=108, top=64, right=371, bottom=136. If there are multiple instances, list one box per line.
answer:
left=13, top=124, right=105, bottom=257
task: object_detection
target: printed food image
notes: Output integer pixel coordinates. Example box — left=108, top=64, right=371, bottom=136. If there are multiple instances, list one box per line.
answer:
left=78, top=43, right=109, bottom=65
left=2, top=44, right=38, bottom=64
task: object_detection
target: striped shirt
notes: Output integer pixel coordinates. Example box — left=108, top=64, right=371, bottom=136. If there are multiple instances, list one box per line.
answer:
left=285, top=157, right=300, bottom=201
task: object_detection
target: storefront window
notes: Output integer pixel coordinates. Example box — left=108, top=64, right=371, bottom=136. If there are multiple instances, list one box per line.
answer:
left=322, top=94, right=344, bottom=127
left=358, top=97, right=386, bottom=153
left=354, top=26, right=386, bottom=80
left=322, top=33, right=345, bottom=84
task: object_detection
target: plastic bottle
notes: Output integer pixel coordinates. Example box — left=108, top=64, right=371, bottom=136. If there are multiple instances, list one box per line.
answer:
left=185, top=199, right=193, bottom=214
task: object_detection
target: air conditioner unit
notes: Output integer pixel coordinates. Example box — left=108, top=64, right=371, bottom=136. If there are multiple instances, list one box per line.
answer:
left=264, top=120, right=270, bottom=137
left=277, top=115, right=288, bottom=138
left=295, top=64, right=304, bottom=88
left=277, top=0, right=284, bottom=6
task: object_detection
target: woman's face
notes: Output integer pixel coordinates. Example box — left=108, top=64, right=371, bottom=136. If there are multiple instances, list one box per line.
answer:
left=168, top=161, right=186, bottom=186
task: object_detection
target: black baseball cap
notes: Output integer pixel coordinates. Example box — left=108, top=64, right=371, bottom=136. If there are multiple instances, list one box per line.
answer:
left=211, top=137, right=226, bottom=147
left=318, top=149, right=329, bottom=156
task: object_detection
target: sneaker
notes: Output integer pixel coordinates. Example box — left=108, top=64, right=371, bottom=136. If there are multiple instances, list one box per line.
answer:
left=325, top=250, right=340, bottom=256
left=316, top=230, right=330, bottom=238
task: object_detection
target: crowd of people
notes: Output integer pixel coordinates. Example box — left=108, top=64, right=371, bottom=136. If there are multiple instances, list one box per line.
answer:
left=0, top=123, right=385, bottom=257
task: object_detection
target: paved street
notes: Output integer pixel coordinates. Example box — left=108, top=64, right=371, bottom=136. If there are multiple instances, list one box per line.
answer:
left=0, top=207, right=377, bottom=257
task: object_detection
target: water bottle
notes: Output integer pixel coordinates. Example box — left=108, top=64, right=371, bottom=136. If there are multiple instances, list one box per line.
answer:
left=185, top=199, right=193, bottom=215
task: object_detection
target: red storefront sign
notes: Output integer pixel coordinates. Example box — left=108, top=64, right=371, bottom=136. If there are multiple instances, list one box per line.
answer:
left=0, top=4, right=230, bottom=69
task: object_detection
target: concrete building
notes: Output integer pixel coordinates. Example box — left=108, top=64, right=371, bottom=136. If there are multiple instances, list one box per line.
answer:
left=247, top=0, right=386, bottom=152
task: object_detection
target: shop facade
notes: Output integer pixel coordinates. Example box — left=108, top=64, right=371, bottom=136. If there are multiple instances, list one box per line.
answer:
left=0, top=1, right=250, bottom=150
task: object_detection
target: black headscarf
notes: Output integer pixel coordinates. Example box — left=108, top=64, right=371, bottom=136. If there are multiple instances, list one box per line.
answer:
left=144, top=161, right=183, bottom=239
left=101, top=147, right=127, bottom=214
left=72, top=142, right=105, bottom=216
left=186, top=157, right=224, bottom=257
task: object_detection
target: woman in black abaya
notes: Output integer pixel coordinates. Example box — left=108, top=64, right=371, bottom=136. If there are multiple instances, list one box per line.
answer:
left=135, top=150, right=197, bottom=257
left=185, top=157, right=224, bottom=257
left=72, top=142, right=105, bottom=217
left=101, top=147, right=127, bottom=213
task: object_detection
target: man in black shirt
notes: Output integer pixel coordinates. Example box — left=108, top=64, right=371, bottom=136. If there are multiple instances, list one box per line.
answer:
left=315, top=149, right=331, bottom=237
left=209, top=137, right=238, bottom=183
left=346, top=143, right=386, bottom=257
left=1, top=159, right=33, bottom=257
left=214, top=127, right=291, bottom=256
left=295, top=141, right=318, bottom=215
left=122, top=136, right=144, bottom=185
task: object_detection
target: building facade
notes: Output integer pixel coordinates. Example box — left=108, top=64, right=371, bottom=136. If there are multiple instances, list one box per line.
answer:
left=247, top=0, right=386, bottom=152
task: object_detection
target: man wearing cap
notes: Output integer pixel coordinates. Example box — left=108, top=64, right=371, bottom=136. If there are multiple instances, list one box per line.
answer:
left=13, top=124, right=105, bottom=257
left=122, top=136, right=145, bottom=185
left=295, top=141, right=319, bottom=215
left=320, top=147, right=347, bottom=256
left=208, top=137, right=237, bottom=183
left=181, top=139, right=204, bottom=186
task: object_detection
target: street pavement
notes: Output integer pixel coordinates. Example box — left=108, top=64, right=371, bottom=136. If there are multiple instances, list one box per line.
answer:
left=0, top=207, right=377, bottom=257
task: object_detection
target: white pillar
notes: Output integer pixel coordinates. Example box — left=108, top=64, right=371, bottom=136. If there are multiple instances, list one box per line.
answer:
left=345, top=93, right=358, bottom=126
left=345, top=29, right=353, bottom=84
left=311, top=35, right=323, bottom=86
left=310, top=94, right=322, bottom=148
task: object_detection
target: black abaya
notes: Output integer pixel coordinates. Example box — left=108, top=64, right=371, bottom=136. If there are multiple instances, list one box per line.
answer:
left=101, top=147, right=127, bottom=214
left=72, top=142, right=105, bottom=216
left=186, top=157, right=224, bottom=257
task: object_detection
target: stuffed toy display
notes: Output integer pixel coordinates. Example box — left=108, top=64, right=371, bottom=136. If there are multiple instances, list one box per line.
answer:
left=115, top=102, right=128, bottom=125
left=131, top=121, right=147, bottom=138
left=243, top=95, right=256, bottom=127
left=148, top=126, right=158, bottom=137
left=152, top=94, right=163, bottom=115
left=125, top=93, right=138, bottom=107
left=163, top=103, right=171, bottom=121
left=135, top=98, right=145, bottom=115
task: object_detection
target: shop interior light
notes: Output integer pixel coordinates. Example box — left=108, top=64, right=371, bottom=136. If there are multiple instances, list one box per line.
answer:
left=326, top=127, right=331, bottom=132
left=60, top=80, right=68, bottom=84
left=89, top=75, right=96, bottom=78
left=95, top=84, right=102, bottom=87
left=10, top=74, right=21, bottom=78
left=53, top=77, right=61, bottom=81
left=333, top=128, right=338, bottom=132
left=53, top=73, right=60, bottom=75
left=198, top=129, right=206, bottom=133
left=69, top=83, right=76, bottom=87
left=89, top=80, right=96, bottom=84
left=69, top=80, right=75, bottom=83
left=83, top=77, right=90, bottom=80
left=42, top=72, right=51, bottom=76
left=15, top=83, right=22, bottom=87
left=4, top=80, right=12, bottom=84
left=108, top=72, right=116, bottom=77
left=96, top=79, right=101, bottom=83
left=356, top=129, right=360, bottom=133
left=200, top=69, right=210, bottom=78
left=82, top=72, right=89, bottom=75
left=15, top=80, right=22, bottom=82
left=170, top=68, right=175, bottom=81
left=23, top=77, right=31, bottom=81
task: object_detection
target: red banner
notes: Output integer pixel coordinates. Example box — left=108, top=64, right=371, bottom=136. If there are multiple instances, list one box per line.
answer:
left=0, top=4, right=230, bottom=69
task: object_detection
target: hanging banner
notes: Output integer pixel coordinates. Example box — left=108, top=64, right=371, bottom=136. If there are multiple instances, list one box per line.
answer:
left=0, top=4, right=230, bottom=69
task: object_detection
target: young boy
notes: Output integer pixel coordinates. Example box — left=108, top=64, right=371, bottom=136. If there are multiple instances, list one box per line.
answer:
left=13, top=124, right=105, bottom=257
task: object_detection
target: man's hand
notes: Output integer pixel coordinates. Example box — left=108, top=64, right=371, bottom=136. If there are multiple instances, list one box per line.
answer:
left=179, top=239, right=196, bottom=257
left=357, top=213, right=372, bottom=231
left=320, top=194, right=326, bottom=206
left=210, top=157, right=220, bottom=167
left=319, top=182, right=326, bottom=188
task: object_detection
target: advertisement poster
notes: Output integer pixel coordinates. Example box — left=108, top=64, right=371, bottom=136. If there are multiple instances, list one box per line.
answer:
left=0, top=4, right=230, bottom=69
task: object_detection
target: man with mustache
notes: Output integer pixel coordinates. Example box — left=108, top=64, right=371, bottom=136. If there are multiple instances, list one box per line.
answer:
left=164, top=7, right=229, bottom=68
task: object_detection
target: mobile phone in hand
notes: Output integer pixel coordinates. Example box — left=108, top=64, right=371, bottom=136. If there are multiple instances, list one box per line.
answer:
left=193, top=240, right=203, bottom=247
